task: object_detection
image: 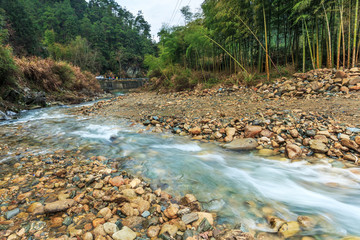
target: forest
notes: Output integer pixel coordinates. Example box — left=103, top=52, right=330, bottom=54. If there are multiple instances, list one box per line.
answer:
left=145, top=0, right=360, bottom=89
left=1, top=0, right=360, bottom=90
left=0, top=0, right=155, bottom=76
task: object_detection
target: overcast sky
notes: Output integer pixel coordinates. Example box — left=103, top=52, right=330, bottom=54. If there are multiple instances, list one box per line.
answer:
left=117, top=0, right=204, bottom=41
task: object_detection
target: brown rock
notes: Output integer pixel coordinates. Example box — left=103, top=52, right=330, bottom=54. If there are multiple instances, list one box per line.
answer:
left=92, top=218, right=105, bottom=228
left=109, top=176, right=125, bottom=187
left=341, top=139, right=359, bottom=152
left=147, top=225, right=160, bottom=238
left=27, top=202, right=44, bottom=215
left=335, top=70, right=348, bottom=79
left=261, top=129, right=274, bottom=138
left=97, top=207, right=112, bottom=220
left=289, top=129, right=299, bottom=138
left=297, top=216, right=316, bottom=229
left=189, top=127, right=201, bottom=135
left=286, top=144, right=302, bottom=159
left=309, top=140, right=329, bottom=153
left=121, top=203, right=135, bottom=216
left=44, top=199, right=76, bottom=213
left=349, top=77, right=360, bottom=85
left=244, top=125, right=262, bottom=138
left=164, top=205, right=179, bottom=219
left=356, top=136, right=360, bottom=145
left=50, top=217, right=63, bottom=228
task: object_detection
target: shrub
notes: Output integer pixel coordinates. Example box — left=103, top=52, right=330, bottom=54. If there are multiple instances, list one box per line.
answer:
left=0, top=45, right=17, bottom=87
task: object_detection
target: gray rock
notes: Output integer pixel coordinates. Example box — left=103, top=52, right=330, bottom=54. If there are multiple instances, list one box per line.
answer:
left=181, top=212, right=199, bottom=225
left=223, top=138, right=258, bottom=151
left=103, top=222, right=119, bottom=235
left=5, top=208, right=20, bottom=219
left=0, top=111, right=10, bottom=120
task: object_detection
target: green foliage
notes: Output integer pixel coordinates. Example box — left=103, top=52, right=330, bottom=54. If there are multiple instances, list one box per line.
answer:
left=0, top=0, right=155, bottom=74
left=0, top=45, right=17, bottom=87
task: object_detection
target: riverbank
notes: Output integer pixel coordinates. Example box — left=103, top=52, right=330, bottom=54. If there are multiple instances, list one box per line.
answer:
left=75, top=82, right=360, bottom=168
left=0, top=94, right=359, bottom=240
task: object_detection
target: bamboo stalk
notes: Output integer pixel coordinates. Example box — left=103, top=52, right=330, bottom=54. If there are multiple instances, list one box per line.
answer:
left=352, top=0, right=359, bottom=67
left=264, top=6, right=270, bottom=81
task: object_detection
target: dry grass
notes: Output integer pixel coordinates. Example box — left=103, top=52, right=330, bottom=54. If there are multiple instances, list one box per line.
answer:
left=15, top=57, right=101, bottom=93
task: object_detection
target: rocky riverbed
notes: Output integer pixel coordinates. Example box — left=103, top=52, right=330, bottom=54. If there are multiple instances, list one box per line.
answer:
left=2, top=68, right=360, bottom=240
left=76, top=68, right=360, bottom=167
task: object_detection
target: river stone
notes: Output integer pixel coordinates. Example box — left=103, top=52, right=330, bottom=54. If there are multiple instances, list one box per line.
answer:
left=258, top=149, right=276, bottom=157
left=193, top=212, right=214, bottom=228
left=83, top=232, right=94, bottom=240
left=297, top=216, right=316, bottom=229
left=27, top=202, right=44, bottom=215
left=164, top=204, right=178, bottom=219
left=278, top=221, right=300, bottom=238
left=0, top=111, right=10, bottom=120
left=44, top=199, right=76, bottom=213
left=309, top=140, right=329, bottom=153
left=341, top=237, right=360, bottom=240
left=103, top=222, right=119, bottom=235
left=112, top=226, right=136, bottom=240
left=159, top=223, right=178, bottom=237
left=244, top=125, right=262, bottom=138
left=223, top=138, right=258, bottom=151
left=182, top=212, right=199, bottom=224
left=147, top=225, right=160, bottom=238
left=286, top=144, right=302, bottom=159
left=341, top=139, right=359, bottom=151
left=5, top=208, right=20, bottom=220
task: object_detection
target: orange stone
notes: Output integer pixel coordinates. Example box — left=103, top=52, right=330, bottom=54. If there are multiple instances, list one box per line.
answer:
left=109, top=176, right=125, bottom=187
left=92, top=218, right=105, bottom=228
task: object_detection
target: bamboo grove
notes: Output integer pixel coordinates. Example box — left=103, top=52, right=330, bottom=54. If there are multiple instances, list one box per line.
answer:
left=146, top=0, right=360, bottom=86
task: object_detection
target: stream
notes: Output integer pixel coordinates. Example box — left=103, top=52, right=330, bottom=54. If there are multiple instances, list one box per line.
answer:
left=1, top=102, right=360, bottom=239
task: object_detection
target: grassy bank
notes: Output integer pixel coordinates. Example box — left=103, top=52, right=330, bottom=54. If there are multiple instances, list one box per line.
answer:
left=0, top=44, right=102, bottom=112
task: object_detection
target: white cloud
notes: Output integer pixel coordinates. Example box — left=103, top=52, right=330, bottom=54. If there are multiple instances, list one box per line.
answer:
left=117, top=0, right=204, bottom=41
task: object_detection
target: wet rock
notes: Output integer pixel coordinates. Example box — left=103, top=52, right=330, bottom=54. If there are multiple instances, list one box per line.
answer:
left=258, top=149, right=276, bottom=157
left=109, top=176, right=125, bottom=187
left=164, top=204, right=179, bottom=219
left=297, top=216, right=316, bottom=229
left=286, top=144, right=302, bottom=159
left=103, top=222, right=119, bottom=235
left=278, top=221, right=300, bottom=238
left=216, top=230, right=254, bottom=240
left=197, top=217, right=212, bottom=232
left=182, top=212, right=199, bottom=224
left=5, top=208, right=20, bottom=220
left=44, top=199, right=76, bottom=213
left=309, top=140, right=329, bottom=153
left=0, top=111, right=10, bottom=120
left=223, top=138, right=258, bottom=151
left=112, top=226, right=137, bottom=240
left=268, top=216, right=286, bottom=231
left=193, top=212, right=213, bottom=228
left=244, top=125, right=262, bottom=138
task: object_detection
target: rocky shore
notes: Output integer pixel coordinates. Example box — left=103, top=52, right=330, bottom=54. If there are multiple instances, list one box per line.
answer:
left=76, top=68, right=360, bottom=168
left=2, top=68, right=360, bottom=240
left=0, top=148, right=257, bottom=240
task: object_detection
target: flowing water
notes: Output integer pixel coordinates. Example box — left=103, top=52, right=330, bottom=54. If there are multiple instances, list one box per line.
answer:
left=1, top=102, right=360, bottom=239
